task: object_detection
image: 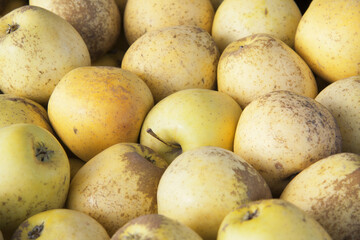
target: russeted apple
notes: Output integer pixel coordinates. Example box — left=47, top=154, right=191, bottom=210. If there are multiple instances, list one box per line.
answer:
left=0, top=123, right=70, bottom=239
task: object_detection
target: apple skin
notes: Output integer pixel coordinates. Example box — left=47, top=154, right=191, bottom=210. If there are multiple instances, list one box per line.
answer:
left=11, top=209, right=110, bottom=240
left=157, top=146, right=272, bottom=240
left=47, top=66, right=154, bottom=162
left=217, top=199, right=332, bottom=240
left=0, top=5, right=90, bottom=106
left=140, top=88, right=242, bottom=164
left=66, top=143, right=168, bottom=236
left=281, top=152, right=360, bottom=240
left=0, top=123, right=70, bottom=239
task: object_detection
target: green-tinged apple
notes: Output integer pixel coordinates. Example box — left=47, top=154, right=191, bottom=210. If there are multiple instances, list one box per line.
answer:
left=47, top=66, right=154, bottom=162
left=157, top=146, right=272, bottom=240
left=217, top=199, right=332, bottom=240
left=111, top=214, right=202, bottom=240
left=11, top=209, right=110, bottom=240
left=281, top=152, right=360, bottom=240
left=0, top=123, right=70, bottom=239
left=139, top=88, right=242, bottom=164
left=234, top=90, right=342, bottom=197
left=30, top=0, right=121, bottom=61
left=0, top=5, right=90, bottom=106
left=66, top=143, right=168, bottom=236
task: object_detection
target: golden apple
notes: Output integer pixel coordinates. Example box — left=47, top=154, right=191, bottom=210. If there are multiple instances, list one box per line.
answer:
left=66, top=143, right=168, bottom=236
left=157, top=146, right=272, bottom=240
left=281, top=152, right=360, bottom=240
left=30, top=0, right=121, bottom=61
left=0, top=5, right=90, bottom=105
left=294, top=0, right=360, bottom=83
left=122, top=25, right=219, bottom=103
left=218, top=33, right=317, bottom=109
left=0, top=123, right=70, bottom=238
left=47, top=66, right=154, bottom=162
left=234, top=90, right=342, bottom=197
left=11, top=209, right=110, bottom=240
left=124, top=0, right=214, bottom=45
left=140, top=88, right=242, bottom=164
left=212, top=0, right=302, bottom=51
left=111, top=214, right=202, bottom=240
left=218, top=199, right=332, bottom=240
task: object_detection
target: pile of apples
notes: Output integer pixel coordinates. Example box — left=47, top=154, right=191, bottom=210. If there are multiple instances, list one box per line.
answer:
left=0, top=0, right=359, bottom=239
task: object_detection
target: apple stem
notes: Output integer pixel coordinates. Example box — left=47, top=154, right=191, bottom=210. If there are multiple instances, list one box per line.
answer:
left=35, top=142, right=54, bottom=162
left=146, top=128, right=181, bottom=149
left=28, top=222, right=44, bottom=239
left=6, top=23, right=19, bottom=34
left=243, top=209, right=259, bottom=221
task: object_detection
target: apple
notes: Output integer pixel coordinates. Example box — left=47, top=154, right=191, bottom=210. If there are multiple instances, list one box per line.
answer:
left=66, top=143, right=168, bottom=236
left=212, top=0, right=302, bottom=51
left=217, top=33, right=317, bottom=109
left=294, top=0, right=360, bottom=83
left=281, top=152, right=360, bottom=240
left=157, top=146, right=272, bottom=240
left=11, top=209, right=110, bottom=240
left=234, top=90, right=342, bottom=197
left=139, top=88, right=242, bottom=164
left=47, top=66, right=154, bottom=162
left=0, top=123, right=70, bottom=238
left=0, top=5, right=90, bottom=106
left=217, top=199, right=332, bottom=240
left=111, top=214, right=202, bottom=240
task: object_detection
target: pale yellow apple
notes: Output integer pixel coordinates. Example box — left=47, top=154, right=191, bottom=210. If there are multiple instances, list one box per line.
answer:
left=124, top=0, right=214, bottom=45
left=47, top=66, right=154, bottom=162
left=139, top=88, right=242, bottom=164
left=157, top=146, right=272, bottom=240
left=234, top=90, right=342, bottom=197
left=122, top=25, right=219, bottom=103
left=111, top=214, right=202, bottom=240
left=315, top=75, right=360, bottom=154
left=66, top=143, right=168, bottom=236
left=212, top=0, right=302, bottom=51
left=218, top=33, right=317, bottom=108
left=295, top=0, right=360, bottom=83
left=0, top=123, right=70, bottom=238
left=0, top=93, right=53, bottom=134
left=217, top=199, right=332, bottom=240
left=0, top=5, right=90, bottom=105
left=11, top=209, right=110, bottom=240
left=30, top=0, right=121, bottom=61
left=281, top=152, right=360, bottom=240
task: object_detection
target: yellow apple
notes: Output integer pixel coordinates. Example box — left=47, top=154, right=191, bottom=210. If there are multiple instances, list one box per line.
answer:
left=66, top=143, right=168, bottom=236
left=0, top=123, right=70, bottom=238
left=294, top=0, right=360, bottom=83
left=139, top=88, right=242, bottom=164
left=123, top=0, right=214, bottom=45
left=11, top=209, right=110, bottom=240
left=47, top=66, right=154, bottom=162
left=157, top=146, right=272, bottom=240
left=234, top=90, right=342, bottom=197
left=111, top=214, right=202, bottom=240
left=315, top=75, right=360, bottom=154
left=0, top=5, right=90, bottom=105
left=30, top=0, right=121, bottom=61
left=121, top=25, right=219, bottom=103
left=212, top=0, right=302, bottom=51
left=281, top=152, right=360, bottom=240
left=217, top=199, right=332, bottom=240
left=218, top=33, right=317, bottom=109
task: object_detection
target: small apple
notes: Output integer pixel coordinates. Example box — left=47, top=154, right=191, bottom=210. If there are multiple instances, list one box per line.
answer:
left=11, top=209, right=110, bottom=240
left=0, top=5, right=90, bottom=105
left=66, top=143, right=168, bottom=236
left=139, top=88, right=242, bottom=164
left=111, top=214, right=202, bottom=240
left=0, top=123, right=70, bottom=238
left=217, top=199, right=332, bottom=240
left=157, top=146, right=272, bottom=240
